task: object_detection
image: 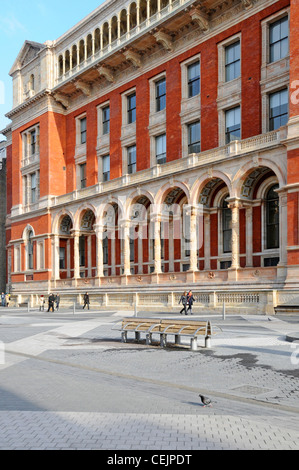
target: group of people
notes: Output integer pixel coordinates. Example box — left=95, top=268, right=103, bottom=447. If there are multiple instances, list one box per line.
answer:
left=39, top=294, right=60, bottom=312
left=179, top=290, right=195, bottom=315
left=1, top=292, right=10, bottom=307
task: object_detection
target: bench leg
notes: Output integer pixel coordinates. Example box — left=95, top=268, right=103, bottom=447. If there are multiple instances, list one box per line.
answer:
left=190, top=337, right=198, bottom=351
left=135, top=332, right=141, bottom=341
left=175, top=335, right=181, bottom=345
left=205, top=336, right=211, bottom=349
left=160, top=334, right=167, bottom=348
left=121, top=331, right=127, bottom=343
left=146, top=333, right=152, bottom=345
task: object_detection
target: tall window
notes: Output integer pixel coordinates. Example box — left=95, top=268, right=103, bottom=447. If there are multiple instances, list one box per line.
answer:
left=225, top=41, right=240, bottom=82
left=127, top=93, right=136, bottom=124
left=103, top=235, right=109, bottom=265
left=222, top=198, right=232, bottom=253
left=30, top=130, right=36, bottom=155
left=28, top=230, right=34, bottom=270
left=266, top=184, right=279, bottom=249
left=225, top=106, right=241, bottom=143
left=188, top=121, right=201, bottom=154
left=102, top=154, right=110, bottom=182
left=31, top=173, right=37, bottom=203
left=188, top=61, right=200, bottom=98
left=59, top=247, right=66, bottom=270
left=80, top=117, right=87, bottom=144
left=269, top=89, right=288, bottom=130
left=155, top=134, right=166, bottom=165
left=79, top=236, right=85, bottom=267
left=155, top=78, right=166, bottom=112
left=269, top=16, right=288, bottom=63
left=127, top=145, right=137, bottom=174
left=79, top=163, right=86, bottom=189
left=102, top=106, right=110, bottom=135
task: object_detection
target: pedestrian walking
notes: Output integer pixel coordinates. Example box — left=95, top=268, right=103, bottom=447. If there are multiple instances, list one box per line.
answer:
left=55, top=294, right=60, bottom=311
left=83, top=292, right=90, bottom=310
left=39, top=295, right=45, bottom=311
left=187, top=290, right=195, bottom=315
left=5, top=293, right=10, bottom=307
left=1, top=292, right=5, bottom=307
left=179, top=291, right=188, bottom=315
left=47, top=293, right=55, bottom=312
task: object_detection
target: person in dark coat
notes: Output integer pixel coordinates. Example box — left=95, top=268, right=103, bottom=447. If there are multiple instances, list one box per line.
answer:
left=55, top=294, right=60, bottom=311
left=179, top=291, right=188, bottom=315
left=187, top=290, right=195, bottom=315
left=47, top=293, right=55, bottom=312
left=83, top=292, right=90, bottom=310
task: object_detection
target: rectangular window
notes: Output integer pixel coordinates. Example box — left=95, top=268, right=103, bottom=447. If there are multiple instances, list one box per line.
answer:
left=127, top=93, right=136, bottom=124
left=80, top=117, right=87, bottom=144
left=188, top=121, right=201, bottom=154
left=225, top=106, right=241, bottom=143
left=59, top=247, right=66, bottom=270
left=30, top=130, right=36, bottom=155
left=102, top=154, right=110, bottom=182
left=269, top=89, right=288, bottom=130
left=188, top=61, right=200, bottom=98
left=102, top=106, right=110, bottom=135
left=225, top=41, right=240, bottom=82
left=79, top=163, right=86, bottom=189
left=31, top=173, right=36, bottom=203
left=127, top=145, right=137, bottom=174
left=155, top=134, right=166, bottom=165
left=155, top=78, right=166, bottom=112
left=269, top=16, right=288, bottom=63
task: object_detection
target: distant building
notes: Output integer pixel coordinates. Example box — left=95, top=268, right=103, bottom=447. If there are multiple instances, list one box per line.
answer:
left=2, top=0, right=299, bottom=313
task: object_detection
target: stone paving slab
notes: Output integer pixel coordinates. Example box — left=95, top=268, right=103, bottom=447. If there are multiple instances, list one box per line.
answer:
left=0, top=309, right=299, bottom=450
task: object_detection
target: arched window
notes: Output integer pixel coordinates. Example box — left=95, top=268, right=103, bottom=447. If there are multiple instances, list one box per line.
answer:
left=266, top=184, right=279, bottom=249
left=29, top=74, right=35, bottom=91
left=222, top=197, right=232, bottom=253
left=58, top=55, right=63, bottom=77
left=27, top=230, right=34, bottom=270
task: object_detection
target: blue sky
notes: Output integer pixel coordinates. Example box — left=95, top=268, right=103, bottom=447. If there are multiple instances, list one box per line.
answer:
left=0, top=0, right=105, bottom=136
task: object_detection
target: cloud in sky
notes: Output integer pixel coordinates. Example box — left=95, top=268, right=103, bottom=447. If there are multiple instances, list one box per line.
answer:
left=0, top=12, right=27, bottom=37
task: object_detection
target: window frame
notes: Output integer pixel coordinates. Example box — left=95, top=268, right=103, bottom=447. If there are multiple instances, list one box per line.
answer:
left=225, top=106, right=241, bottom=144
left=127, top=92, right=136, bottom=124
left=187, top=120, right=201, bottom=154
left=155, top=133, right=166, bottom=165
left=225, top=40, right=241, bottom=82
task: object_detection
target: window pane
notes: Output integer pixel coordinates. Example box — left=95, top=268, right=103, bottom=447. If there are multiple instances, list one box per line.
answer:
left=128, top=145, right=137, bottom=174
left=156, top=134, right=166, bottom=164
left=225, top=41, right=240, bottom=82
left=80, top=163, right=86, bottom=189
left=269, top=17, right=289, bottom=62
left=102, top=106, right=110, bottom=134
left=188, top=61, right=200, bottom=98
left=225, top=107, right=241, bottom=143
left=156, top=79, right=166, bottom=112
left=188, top=121, right=201, bottom=154
left=102, top=155, right=110, bottom=181
left=80, top=117, right=87, bottom=144
left=128, top=93, right=136, bottom=124
left=269, top=89, right=288, bottom=130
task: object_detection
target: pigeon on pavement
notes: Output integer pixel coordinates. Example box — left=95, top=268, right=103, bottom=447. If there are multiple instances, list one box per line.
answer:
left=199, top=394, right=212, bottom=407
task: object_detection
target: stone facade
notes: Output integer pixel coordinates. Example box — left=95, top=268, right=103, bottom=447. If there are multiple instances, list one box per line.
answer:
left=2, top=0, right=299, bottom=313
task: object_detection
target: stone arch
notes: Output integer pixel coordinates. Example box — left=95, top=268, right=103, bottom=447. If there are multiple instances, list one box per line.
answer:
left=120, top=9, right=127, bottom=36
left=52, top=209, right=75, bottom=234
left=74, top=204, right=97, bottom=230
left=155, top=181, right=190, bottom=206
left=129, top=3, right=137, bottom=29
left=102, top=22, right=109, bottom=48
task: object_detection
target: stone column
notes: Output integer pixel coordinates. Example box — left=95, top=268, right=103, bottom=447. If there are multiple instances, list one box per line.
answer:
left=52, top=235, right=60, bottom=281
left=245, top=204, right=253, bottom=267
left=188, top=205, right=199, bottom=272
left=228, top=199, right=241, bottom=270
left=153, top=215, right=162, bottom=274
left=72, top=230, right=80, bottom=279
left=66, top=239, right=71, bottom=278
left=278, top=190, right=288, bottom=277
left=122, top=219, right=131, bottom=276
left=94, top=225, right=104, bottom=279
left=204, top=211, right=210, bottom=270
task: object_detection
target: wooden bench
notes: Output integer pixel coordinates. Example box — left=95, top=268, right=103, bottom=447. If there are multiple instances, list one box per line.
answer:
left=114, top=317, right=215, bottom=350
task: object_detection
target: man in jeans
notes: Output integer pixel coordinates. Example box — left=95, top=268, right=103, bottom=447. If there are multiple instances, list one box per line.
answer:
left=83, top=292, right=90, bottom=310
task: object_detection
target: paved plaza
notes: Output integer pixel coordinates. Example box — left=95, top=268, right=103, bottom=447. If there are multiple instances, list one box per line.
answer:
left=0, top=306, right=299, bottom=451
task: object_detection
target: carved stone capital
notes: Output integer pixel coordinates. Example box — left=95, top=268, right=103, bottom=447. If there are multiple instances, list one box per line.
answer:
left=241, top=0, right=253, bottom=9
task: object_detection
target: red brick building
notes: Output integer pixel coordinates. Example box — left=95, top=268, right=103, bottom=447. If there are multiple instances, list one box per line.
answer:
left=2, top=0, right=299, bottom=313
